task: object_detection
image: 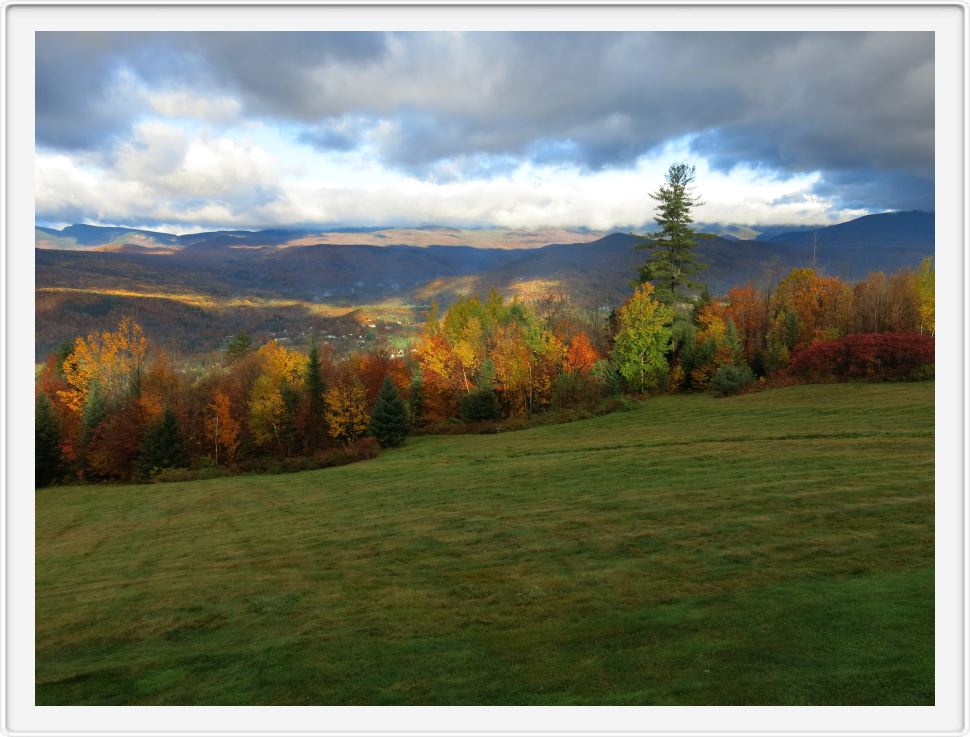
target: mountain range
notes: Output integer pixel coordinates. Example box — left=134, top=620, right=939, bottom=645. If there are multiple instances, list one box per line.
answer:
left=35, top=210, right=934, bottom=359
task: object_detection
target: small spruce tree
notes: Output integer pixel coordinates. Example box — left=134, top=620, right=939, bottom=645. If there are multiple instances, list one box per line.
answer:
left=460, top=364, right=501, bottom=421
left=710, top=363, right=755, bottom=397
left=370, top=376, right=410, bottom=448
left=459, top=387, right=501, bottom=422
left=35, top=393, right=62, bottom=487
left=137, top=406, right=188, bottom=477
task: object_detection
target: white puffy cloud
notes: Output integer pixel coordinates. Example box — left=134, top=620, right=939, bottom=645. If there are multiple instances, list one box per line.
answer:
left=110, top=122, right=280, bottom=199
left=36, top=125, right=866, bottom=233
left=37, top=122, right=284, bottom=229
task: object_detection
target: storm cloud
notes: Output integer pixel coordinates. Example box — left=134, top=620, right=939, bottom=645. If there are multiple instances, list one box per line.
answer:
left=35, top=31, right=934, bottom=226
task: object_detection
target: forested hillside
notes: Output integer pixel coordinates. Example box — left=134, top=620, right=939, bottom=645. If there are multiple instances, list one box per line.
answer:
left=35, top=211, right=934, bottom=359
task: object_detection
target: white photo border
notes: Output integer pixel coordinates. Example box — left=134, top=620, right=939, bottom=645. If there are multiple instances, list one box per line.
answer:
left=3, top=2, right=966, bottom=735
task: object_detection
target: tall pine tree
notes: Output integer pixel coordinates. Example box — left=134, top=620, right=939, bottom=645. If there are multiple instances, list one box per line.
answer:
left=636, top=163, right=711, bottom=309
left=369, top=376, right=410, bottom=448
left=36, top=393, right=62, bottom=487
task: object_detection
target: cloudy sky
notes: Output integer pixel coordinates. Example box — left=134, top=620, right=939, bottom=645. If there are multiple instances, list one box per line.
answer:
left=35, top=31, right=934, bottom=233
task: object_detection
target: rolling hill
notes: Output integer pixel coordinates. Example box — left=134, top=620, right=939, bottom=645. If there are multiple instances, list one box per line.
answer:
left=35, top=211, right=934, bottom=358
left=766, top=210, right=934, bottom=276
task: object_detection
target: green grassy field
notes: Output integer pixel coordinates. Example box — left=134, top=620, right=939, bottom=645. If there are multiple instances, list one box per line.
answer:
left=35, top=382, right=934, bottom=705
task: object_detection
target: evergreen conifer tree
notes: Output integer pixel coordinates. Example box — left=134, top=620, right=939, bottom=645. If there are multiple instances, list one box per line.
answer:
left=304, top=339, right=327, bottom=450
left=369, top=376, right=410, bottom=448
left=80, top=380, right=107, bottom=447
left=35, top=393, right=62, bottom=487
left=636, top=163, right=711, bottom=309
left=137, top=406, right=188, bottom=477
left=224, top=331, right=253, bottom=364
left=408, top=372, right=425, bottom=427
left=459, top=387, right=501, bottom=422
left=459, top=365, right=501, bottom=422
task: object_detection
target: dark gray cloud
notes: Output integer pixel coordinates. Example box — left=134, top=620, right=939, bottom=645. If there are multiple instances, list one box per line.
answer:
left=36, top=33, right=143, bottom=149
left=36, top=31, right=389, bottom=149
left=811, top=169, right=934, bottom=212
left=689, top=33, right=933, bottom=178
left=173, top=32, right=389, bottom=119
left=36, top=31, right=934, bottom=212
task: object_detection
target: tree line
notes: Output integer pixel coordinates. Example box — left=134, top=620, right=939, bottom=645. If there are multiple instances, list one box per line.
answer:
left=34, top=164, right=935, bottom=486
left=34, top=257, right=933, bottom=487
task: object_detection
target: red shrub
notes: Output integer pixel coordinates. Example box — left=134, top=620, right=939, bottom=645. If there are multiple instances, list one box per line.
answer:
left=787, top=333, right=934, bottom=382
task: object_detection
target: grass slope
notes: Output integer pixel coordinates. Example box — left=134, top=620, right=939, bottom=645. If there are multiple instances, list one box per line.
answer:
left=36, top=382, right=934, bottom=705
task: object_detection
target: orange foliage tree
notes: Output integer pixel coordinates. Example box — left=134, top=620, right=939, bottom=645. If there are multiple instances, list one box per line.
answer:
left=358, top=347, right=410, bottom=405
left=564, top=332, right=601, bottom=374
left=207, top=389, right=241, bottom=463
left=722, top=285, right=770, bottom=364
left=491, top=322, right=533, bottom=417
left=772, top=268, right=851, bottom=348
left=415, top=328, right=466, bottom=422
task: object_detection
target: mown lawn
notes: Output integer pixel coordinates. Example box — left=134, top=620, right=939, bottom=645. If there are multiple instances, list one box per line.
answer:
left=35, top=382, right=934, bottom=705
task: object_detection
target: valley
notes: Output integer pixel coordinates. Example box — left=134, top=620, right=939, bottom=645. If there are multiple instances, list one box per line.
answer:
left=35, top=211, right=934, bottom=360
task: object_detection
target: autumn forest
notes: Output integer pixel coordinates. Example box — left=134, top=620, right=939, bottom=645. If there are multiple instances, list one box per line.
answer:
left=35, top=248, right=936, bottom=487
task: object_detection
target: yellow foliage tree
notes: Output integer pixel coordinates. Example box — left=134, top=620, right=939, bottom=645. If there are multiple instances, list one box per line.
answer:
left=248, top=374, right=286, bottom=449
left=452, top=316, right=485, bottom=392
left=244, top=341, right=305, bottom=453
left=257, top=340, right=305, bottom=386
left=325, top=380, right=369, bottom=445
left=916, top=257, right=935, bottom=335
left=491, top=323, right=532, bottom=417
left=59, top=316, right=149, bottom=413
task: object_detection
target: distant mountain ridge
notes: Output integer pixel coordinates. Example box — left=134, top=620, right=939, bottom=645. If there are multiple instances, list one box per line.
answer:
left=35, top=210, right=934, bottom=358
left=35, top=210, right=935, bottom=304
left=36, top=210, right=934, bottom=254
left=767, top=210, right=934, bottom=249
left=34, top=225, right=607, bottom=252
